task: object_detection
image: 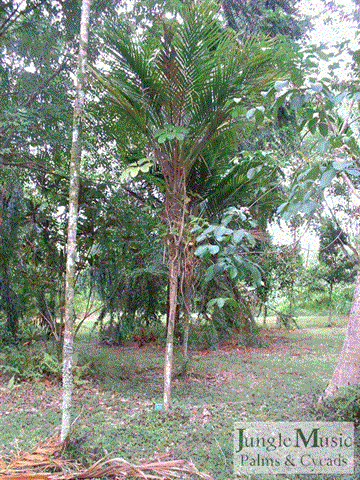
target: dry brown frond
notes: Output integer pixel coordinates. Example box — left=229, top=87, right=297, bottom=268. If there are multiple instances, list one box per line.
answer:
left=53, top=454, right=214, bottom=480
left=0, top=430, right=68, bottom=477
left=0, top=433, right=214, bottom=480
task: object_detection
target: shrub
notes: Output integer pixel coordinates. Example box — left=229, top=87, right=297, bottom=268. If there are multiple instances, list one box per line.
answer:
left=0, top=345, right=61, bottom=380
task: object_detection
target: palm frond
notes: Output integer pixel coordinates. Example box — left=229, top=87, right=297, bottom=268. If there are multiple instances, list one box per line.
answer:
left=89, top=0, right=288, bottom=184
left=88, top=64, right=148, bottom=133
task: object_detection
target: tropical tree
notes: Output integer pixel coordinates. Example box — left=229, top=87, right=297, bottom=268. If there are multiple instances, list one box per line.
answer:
left=316, top=218, right=356, bottom=324
left=0, top=172, right=24, bottom=341
left=90, top=0, right=286, bottom=410
left=88, top=186, right=167, bottom=343
left=0, top=0, right=127, bottom=345
left=270, top=54, right=360, bottom=397
left=61, top=0, right=91, bottom=443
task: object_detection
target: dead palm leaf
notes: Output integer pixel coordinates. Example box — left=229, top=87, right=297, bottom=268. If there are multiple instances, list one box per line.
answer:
left=0, top=430, right=213, bottom=480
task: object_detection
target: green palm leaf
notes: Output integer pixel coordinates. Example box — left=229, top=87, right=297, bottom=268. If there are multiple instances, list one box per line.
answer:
left=90, top=2, right=285, bottom=157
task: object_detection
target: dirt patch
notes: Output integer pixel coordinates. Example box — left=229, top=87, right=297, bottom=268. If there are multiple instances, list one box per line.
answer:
left=206, top=328, right=315, bottom=358
left=0, top=376, right=60, bottom=411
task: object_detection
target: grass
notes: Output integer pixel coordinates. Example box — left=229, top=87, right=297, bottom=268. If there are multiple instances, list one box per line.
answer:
left=0, top=315, right=357, bottom=480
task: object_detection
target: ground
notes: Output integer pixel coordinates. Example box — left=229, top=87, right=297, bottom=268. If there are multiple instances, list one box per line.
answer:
left=0, top=317, right=357, bottom=480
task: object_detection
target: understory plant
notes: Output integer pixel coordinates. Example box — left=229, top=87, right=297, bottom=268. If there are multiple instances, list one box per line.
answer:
left=0, top=345, right=61, bottom=380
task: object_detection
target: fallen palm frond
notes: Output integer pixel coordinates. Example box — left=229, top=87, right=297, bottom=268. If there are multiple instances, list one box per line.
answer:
left=58, top=455, right=214, bottom=480
left=0, top=433, right=214, bottom=480
left=0, top=430, right=69, bottom=474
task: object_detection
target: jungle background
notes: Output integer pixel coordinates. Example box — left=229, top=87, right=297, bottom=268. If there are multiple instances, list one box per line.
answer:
left=0, top=0, right=360, bottom=479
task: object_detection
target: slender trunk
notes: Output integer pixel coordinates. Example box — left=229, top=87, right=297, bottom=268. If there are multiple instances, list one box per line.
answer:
left=288, top=284, right=294, bottom=315
left=327, top=283, right=333, bottom=326
left=182, top=239, right=195, bottom=360
left=323, top=271, right=360, bottom=399
left=165, top=278, right=179, bottom=332
left=61, top=0, right=90, bottom=443
left=182, top=277, right=191, bottom=360
left=163, top=237, right=180, bottom=411
left=163, top=167, right=185, bottom=412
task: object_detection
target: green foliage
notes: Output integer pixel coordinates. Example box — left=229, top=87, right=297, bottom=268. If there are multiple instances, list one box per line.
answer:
left=273, top=79, right=360, bottom=222
left=154, top=125, right=188, bottom=144
left=194, top=206, right=268, bottom=286
left=276, top=311, right=299, bottom=329
left=296, top=282, right=355, bottom=316
left=120, top=157, right=153, bottom=180
left=0, top=346, right=61, bottom=380
left=270, top=243, right=304, bottom=315
left=90, top=0, right=290, bottom=366
left=221, top=0, right=308, bottom=39
left=319, top=385, right=360, bottom=425
left=317, top=219, right=355, bottom=287
left=91, top=1, right=286, bottom=173
left=86, top=190, right=167, bottom=343
left=0, top=315, right=55, bottom=347
left=0, top=173, right=25, bottom=340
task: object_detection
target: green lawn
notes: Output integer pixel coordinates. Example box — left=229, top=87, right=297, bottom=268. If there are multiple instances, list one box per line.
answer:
left=0, top=315, right=357, bottom=480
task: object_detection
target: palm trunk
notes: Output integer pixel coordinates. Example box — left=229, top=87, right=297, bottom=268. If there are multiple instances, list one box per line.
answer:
left=61, top=0, right=90, bottom=442
left=323, top=271, right=360, bottom=398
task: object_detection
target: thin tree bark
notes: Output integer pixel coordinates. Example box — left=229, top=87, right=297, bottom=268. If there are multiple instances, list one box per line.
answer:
left=323, top=270, right=360, bottom=399
left=163, top=169, right=186, bottom=412
left=61, top=0, right=90, bottom=442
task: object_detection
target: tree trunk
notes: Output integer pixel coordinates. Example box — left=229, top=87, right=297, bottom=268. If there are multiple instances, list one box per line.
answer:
left=61, top=0, right=90, bottom=443
left=163, top=236, right=181, bottom=411
left=323, top=271, right=360, bottom=399
left=163, top=169, right=186, bottom=412
left=182, top=276, right=191, bottom=360
left=182, top=239, right=196, bottom=360
left=327, top=283, right=333, bottom=326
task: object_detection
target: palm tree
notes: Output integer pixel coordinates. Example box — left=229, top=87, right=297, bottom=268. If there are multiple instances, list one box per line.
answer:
left=89, top=0, right=285, bottom=410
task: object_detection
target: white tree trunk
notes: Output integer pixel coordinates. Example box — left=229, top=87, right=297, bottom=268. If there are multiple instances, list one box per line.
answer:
left=163, top=238, right=180, bottom=412
left=323, top=270, right=360, bottom=398
left=61, top=0, right=91, bottom=442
